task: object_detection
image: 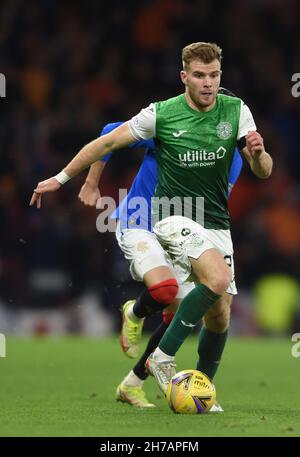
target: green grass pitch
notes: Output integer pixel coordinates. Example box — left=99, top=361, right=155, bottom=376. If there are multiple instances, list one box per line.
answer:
left=0, top=336, right=299, bottom=437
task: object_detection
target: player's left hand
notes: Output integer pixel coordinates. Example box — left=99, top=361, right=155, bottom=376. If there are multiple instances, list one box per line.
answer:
left=246, top=131, right=265, bottom=159
left=29, top=177, right=62, bottom=208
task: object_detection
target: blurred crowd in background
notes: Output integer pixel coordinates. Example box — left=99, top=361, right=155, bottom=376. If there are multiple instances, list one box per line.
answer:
left=0, top=0, right=299, bottom=336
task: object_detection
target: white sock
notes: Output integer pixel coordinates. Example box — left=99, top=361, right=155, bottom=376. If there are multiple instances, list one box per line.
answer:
left=153, top=347, right=175, bottom=362
left=127, top=306, right=143, bottom=323
left=122, top=370, right=143, bottom=387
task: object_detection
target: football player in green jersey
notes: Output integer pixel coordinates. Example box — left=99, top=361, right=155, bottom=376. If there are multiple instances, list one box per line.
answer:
left=30, top=42, right=273, bottom=404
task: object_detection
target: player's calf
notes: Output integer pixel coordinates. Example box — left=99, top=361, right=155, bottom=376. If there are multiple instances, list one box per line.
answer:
left=204, top=294, right=232, bottom=333
left=204, top=307, right=231, bottom=334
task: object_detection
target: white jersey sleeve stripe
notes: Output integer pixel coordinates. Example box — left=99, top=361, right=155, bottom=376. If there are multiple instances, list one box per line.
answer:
left=238, top=101, right=257, bottom=140
left=128, top=103, right=156, bottom=140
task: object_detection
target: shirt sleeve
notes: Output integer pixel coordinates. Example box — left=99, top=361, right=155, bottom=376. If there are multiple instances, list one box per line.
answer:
left=128, top=103, right=156, bottom=140
left=237, top=101, right=256, bottom=140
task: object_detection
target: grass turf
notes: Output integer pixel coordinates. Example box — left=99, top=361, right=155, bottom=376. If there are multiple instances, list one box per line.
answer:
left=0, top=336, right=299, bottom=437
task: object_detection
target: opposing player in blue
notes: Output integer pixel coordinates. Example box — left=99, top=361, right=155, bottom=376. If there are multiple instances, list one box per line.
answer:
left=78, top=89, right=243, bottom=409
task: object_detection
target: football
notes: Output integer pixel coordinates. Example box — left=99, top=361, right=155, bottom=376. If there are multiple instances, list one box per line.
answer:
left=166, top=369, right=216, bottom=414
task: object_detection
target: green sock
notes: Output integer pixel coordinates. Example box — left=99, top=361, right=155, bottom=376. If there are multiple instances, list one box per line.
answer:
left=197, top=327, right=228, bottom=380
left=159, top=284, right=220, bottom=356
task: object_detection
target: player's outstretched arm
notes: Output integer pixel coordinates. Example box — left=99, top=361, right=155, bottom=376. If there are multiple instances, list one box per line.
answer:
left=30, top=122, right=135, bottom=208
left=242, top=131, right=273, bottom=179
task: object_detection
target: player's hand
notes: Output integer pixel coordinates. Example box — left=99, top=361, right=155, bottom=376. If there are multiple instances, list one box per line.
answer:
left=29, top=177, right=62, bottom=208
left=78, top=182, right=101, bottom=207
left=246, top=131, right=265, bottom=159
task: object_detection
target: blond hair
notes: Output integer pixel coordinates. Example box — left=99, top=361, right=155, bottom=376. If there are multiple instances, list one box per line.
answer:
left=182, top=42, right=222, bottom=70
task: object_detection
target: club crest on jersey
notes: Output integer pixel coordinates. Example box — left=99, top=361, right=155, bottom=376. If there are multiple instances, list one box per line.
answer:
left=216, top=122, right=232, bottom=140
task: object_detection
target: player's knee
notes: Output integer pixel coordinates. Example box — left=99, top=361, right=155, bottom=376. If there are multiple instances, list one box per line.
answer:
left=162, top=311, right=175, bottom=325
left=208, top=270, right=231, bottom=295
left=149, top=278, right=179, bottom=305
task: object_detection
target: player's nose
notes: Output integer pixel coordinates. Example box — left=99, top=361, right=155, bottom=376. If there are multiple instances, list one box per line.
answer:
left=203, top=77, right=212, bottom=87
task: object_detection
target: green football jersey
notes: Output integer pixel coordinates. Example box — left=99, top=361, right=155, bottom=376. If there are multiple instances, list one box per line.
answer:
left=153, top=93, right=241, bottom=229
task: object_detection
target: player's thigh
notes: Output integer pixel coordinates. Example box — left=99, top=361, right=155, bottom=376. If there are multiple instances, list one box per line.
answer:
left=143, top=265, right=175, bottom=287
left=205, top=229, right=237, bottom=295
left=190, top=249, right=231, bottom=293
left=154, top=216, right=230, bottom=293
left=116, top=225, right=175, bottom=285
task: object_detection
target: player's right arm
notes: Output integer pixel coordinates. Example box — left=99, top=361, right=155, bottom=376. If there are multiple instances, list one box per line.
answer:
left=30, top=105, right=156, bottom=208
left=78, top=121, right=155, bottom=207
left=30, top=122, right=135, bottom=208
left=64, top=122, right=135, bottom=178
left=78, top=122, right=124, bottom=207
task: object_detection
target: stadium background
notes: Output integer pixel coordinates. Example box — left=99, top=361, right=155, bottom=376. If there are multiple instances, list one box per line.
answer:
left=0, top=0, right=299, bottom=337
left=1, top=0, right=300, bottom=439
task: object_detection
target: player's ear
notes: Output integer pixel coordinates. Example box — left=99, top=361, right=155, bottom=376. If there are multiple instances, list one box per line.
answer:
left=180, top=70, right=187, bottom=85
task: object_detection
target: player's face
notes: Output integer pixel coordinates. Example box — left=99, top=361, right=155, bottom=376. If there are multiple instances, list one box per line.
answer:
left=181, top=59, right=222, bottom=111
